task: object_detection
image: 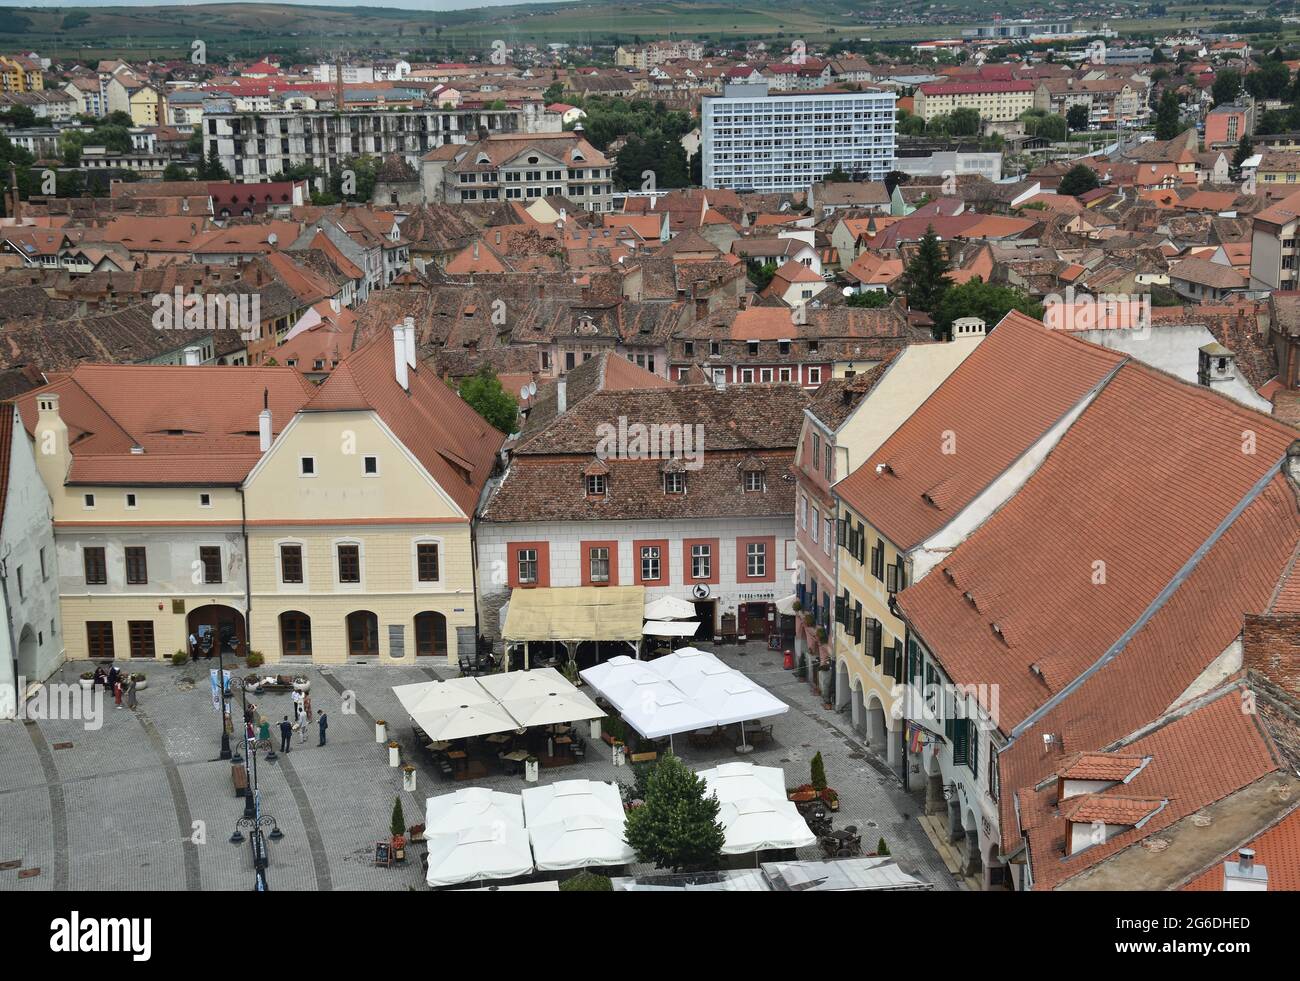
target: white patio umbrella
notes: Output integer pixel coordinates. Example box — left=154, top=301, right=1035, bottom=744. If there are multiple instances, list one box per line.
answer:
left=417, top=700, right=522, bottom=742
left=716, top=797, right=817, bottom=855
left=392, top=677, right=492, bottom=719
left=477, top=666, right=569, bottom=702
left=425, top=787, right=524, bottom=835
left=478, top=667, right=604, bottom=728
left=698, top=762, right=788, bottom=805
left=580, top=656, right=662, bottom=706
left=648, top=646, right=727, bottom=688
left=643, top=595, right=698, bottom=620
left=522, top=779, right=625, bottom=826
left=688, top=673, right=788, bottom=727
left=621, top=688, right=715, bottom=743
left=662, top=659, right=735, bottom=697
left=529, top=815, right=635, bottom=871
left=424, top=822, right=535, bottom=888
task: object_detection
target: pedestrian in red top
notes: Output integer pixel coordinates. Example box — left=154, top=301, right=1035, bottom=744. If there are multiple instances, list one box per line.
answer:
left=113, top=678, right=123, bottom=709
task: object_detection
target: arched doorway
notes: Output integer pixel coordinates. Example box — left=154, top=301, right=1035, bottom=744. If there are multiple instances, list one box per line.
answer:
left=187, top=605, right=246, bottom=658
left=16, top=625, right=37, bottom=683
left=414, top=611, right=447, bottom=657
left=834, top=659, right=850, bottom=712
left=866, top=693, right=888, bottom=753
left=279, top=611, right=312, bottom=659
left=346, top=610, right=379, bottom=657
left=963, top=809, right=983, bottom=878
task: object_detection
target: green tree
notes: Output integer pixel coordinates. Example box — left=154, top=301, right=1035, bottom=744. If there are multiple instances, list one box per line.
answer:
left=623, top=754, right=726, bottom=872
left=390, top=796, right=405, bottom=839
left=810, top=751, right=827, bottom=792
left=162, top=162, right=193, bottom=182
left=824, top=164, right=850, bottom=183
left=543, top=80, right=565, bottom=103
left=1032, top=113, right=1066, bottom=142
left=947, top=107, right=981, bottom=137
left=932, top=278, right=1043, bottom=340
left=1232, top=134, right=1254, bottom=179
left=1066, top=104, right=1090, bottom=131
left=1244, top=60, right=1289, bottom=101
left=1154, top=90, right=1182, bottom=141
left=1059, top=164, right=1101, bottom=198
left=745, top=259, right=777, bottom=290
left=846, top=290, right=890, bottom=308
left=897, top=225, right=951, bottom=315
left=1212, top=69, right=1242, bottom=107
left=458, top=364, right=518, bottom=434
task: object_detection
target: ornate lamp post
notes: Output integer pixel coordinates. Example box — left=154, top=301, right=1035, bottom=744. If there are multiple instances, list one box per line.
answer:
left=227, top=676, right=286, bottom=887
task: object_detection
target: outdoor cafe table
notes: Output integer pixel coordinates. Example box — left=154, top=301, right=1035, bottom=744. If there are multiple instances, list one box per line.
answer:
left=427, top=740, right=451, bottom=752
left=485, top=733, right=511, bottom=745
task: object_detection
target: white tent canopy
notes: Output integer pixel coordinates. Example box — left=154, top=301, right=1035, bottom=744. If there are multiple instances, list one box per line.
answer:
left=643, top=620, right=700, bottom=638
left=425, top=787, right=524, bottom=835
left=425, top=823, right=535, bottom=887
left=393, top=678, right=520, bottom=741
left=522, top=779, right=625, bottom=827
left=643, top=595, right=698, bottom=620
left=584, top=648, right=788, bottom=741
left=716, top=797, right=817, bottom=855
left=698, top=762, right=788, bottom=805
left=477, top=667, right=603, bottom=729
left=529, top=815, right=635, bottom=871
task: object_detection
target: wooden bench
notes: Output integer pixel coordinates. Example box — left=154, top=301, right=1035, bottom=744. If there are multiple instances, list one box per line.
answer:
left=231, top=763, right=248, bottom=798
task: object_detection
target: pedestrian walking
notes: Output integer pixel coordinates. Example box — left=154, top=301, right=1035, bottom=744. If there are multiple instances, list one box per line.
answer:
left=303, top=692, right=312, bottom=722
left=279, top=716, right=292, bottom=753
left=298, top=709, right=308, bottom=744
left=126, top=676, right=138, bottom=711
left=259, top=718, right=271, bottom=743
left=113, top=677, right=123, bottom=710
left=317, top=709, right=328, bottom=747
left=106, top=663, right=120, bottom=691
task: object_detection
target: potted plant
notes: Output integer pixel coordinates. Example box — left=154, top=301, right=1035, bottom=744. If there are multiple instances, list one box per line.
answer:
left=816, top=626, right=828, bottom=643
left=131, top=673, right=148, bottom=691
left=246, top=651, right=264, bottom=668
left=171, top=650, right=188, bottom=666
left=525, top=755, right=540, bottom=782
left=407, top=822, right=426, bottom=843
left=79, top=671, right=94, bottom=691
left=803, top=612, right=815, bottom=627
left=375, top=719, right=387, bottom=743
left=292, top=675, right=310, bottom=692
left=402, top=763, right=417, bottom=792
left=387, top=740, right=400, bottom=767
left=876, top=837, right=890, bottom=856
left=810, top=752, right=828, bottom=794
left=390, top=797, right=406, bottom=860
left=794, top=657, right=807, bottom=680
left=792, top=599, right=803, bottom=612
left=821, top=787, right=839, bottom=812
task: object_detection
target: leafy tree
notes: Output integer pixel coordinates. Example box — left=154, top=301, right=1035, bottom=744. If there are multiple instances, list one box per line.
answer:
left=1212, top=69, right=1242, bottom=107
left=932, top=278, right=1043, bottom=340
left=1232, top=134, right=1254, bottom=179
left=824, top=164, right=850, bottom=183
left=745, top=260, right=777, bottom=290
left=947, top=107, right=981, bottom=137
left=560, top=872, right=612, bottom=891
left=162, top=162, right=193, bottom=182
left=200, top=149, right=230, bottom=181
left=884, top=170, right=910, bottom=196
left=330, top=154, right=377, bottom=201
left=1066, top=104, right=1090, bottom=131
left=810, top=751, right=828, bottom=792
left=623, top=754, right=726, bottom=872
left=846, top=290, right=890, bottom=308
left=458, top=364, right=518, bottom=434
left=1153, top=90, right=1182, bottom=141
left=897, top=113, right=927, bottom=136
left=543, top=80, right=565, bottom=103
left=0, top=105, right=35, bottom=128
left=1245, top=59, right=1290, bottom=101
left=897, top=225, right=951, bottom=314
left=1059, top=164, right=1101, bottom=198
left=877, top=837, right=890, bottom=856
left=390, top=796, right=405, bottom=839
left=1032, top=113, right=1066, bottom=142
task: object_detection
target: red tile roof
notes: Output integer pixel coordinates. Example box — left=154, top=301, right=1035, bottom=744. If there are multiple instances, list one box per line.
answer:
left=1058, top=753, right=1147, bottom=782
left=1182, top=809, right=1300, bottom=891
left=835, top=311, right=1125, bottom=551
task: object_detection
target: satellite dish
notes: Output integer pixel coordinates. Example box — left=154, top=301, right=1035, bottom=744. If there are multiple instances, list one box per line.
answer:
left=519, top=385, right=529, bottom=400
left=527, top=381, right=537, bottom=396
left=841, top=286, right=854, bottom=297
left=267, top=232, right=278, bottom=247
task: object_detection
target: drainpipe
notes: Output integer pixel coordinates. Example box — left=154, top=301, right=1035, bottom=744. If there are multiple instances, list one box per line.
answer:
left=469, top=519, right=482, bottom=663
left=239, top=486, right=252, bottom=657
left=0, top=549, right=18, bottom=720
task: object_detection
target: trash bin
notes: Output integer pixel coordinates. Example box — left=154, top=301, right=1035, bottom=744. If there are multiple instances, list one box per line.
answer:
left=783, top=650, right=794, bottom=670
left=525, top=757, right=539, bottom=783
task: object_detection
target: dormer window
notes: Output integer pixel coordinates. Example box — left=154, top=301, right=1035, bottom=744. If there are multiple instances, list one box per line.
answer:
left=664, top=472, right=685, bottom=494
left=586, top=474, right=607, bottom=497
left=744, top=471, right=764, bottom=492
left=747, top=341, right=759, bottom=356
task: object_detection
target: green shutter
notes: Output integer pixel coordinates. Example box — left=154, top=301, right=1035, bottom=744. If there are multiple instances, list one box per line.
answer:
left=952, top=717, right=969, bottom=766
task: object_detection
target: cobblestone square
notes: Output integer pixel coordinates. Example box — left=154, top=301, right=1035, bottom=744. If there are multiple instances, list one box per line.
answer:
left=0, top=644, right=955, bottom=891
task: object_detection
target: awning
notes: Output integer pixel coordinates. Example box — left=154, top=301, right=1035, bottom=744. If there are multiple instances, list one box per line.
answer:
left=643, top=620, right=700, bottom=638
left=775, top=594, right=799, bottom=616
left=502, top=585, right=646, bottom=643
left=425, top=823, right=534, bottom=888
left=716, top=797, right=816, bottom=855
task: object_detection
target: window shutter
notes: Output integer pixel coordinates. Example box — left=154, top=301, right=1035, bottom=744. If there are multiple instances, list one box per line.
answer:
left=882, top=641, right=895, bottom=678
left=969, top=720, right=979, bottom=780
left=893, top=640, right=905, bottom=683
left=872, top=621, right=882, bottom=664
left=952, top=718, right=969, bottom=766
left=834, top=593, right=845, bottom=625
left=853, top=602, right=862, bottom=643
left=857, top=524, right=867, bottom=563
left=837, top=517, right=847, bottom=547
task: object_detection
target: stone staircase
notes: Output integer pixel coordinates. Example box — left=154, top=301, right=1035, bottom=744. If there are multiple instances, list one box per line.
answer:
left=917, top=814, right=983, bottom=891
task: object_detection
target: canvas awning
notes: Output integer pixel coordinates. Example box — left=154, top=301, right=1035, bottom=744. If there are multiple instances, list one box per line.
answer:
left=502, top=585, right=646, bottom=643
left=642, top=620, right=700, bottom=638
left=775, top=594, right=799, bottom=616
left=392, top=678, right=519, bottom=741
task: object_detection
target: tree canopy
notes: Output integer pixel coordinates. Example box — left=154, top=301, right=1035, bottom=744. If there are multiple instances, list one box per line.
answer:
left=623, top=753, right=726, bottom=872
left=458, top=364, right=518, bottom=435
left=898, top=225, right=952, bottom=315
left=1059, top=164, right=1101, bottom=198
left=932, top=278, right=1043, bottom=340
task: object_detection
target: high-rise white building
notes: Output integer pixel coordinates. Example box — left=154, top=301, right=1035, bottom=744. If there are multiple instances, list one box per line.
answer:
left=701, top=83, right=896, bottom=193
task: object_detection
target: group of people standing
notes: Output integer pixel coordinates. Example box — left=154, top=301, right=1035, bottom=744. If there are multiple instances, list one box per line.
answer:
left=241, top=688, right=328, bottom=753
left=90, top=663, right=137, bottom=711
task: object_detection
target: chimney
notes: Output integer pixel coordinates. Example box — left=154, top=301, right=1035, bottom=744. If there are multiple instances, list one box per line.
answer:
left=35, top=394, right=69, bottom=494
left=1197, top=342, right=1235, bottom=389
left=258, top=408, right=272, bottom=452
left=556, top=376, right=567, bottom=415
left=392, top=324, right=408, bottom=391
left=1286, top=439, right=1300, bottom=491
left=1224, top=848, right=1268, bottom=891
left=9, top=161, right=20, bottom=222
left=183, top=345, right=202, bottom=366
left=403, top=315, right=417, bottom=370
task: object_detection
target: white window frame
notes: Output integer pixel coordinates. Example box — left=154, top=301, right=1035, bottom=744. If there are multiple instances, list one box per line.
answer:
left=640, top=545, right=662, bottom=582
left=199, top=492, right=212, bottom=508
left=588, top=546, right=611, bottom=583
left=124, top=493, right=137, bottom=510
left=299, top=455, right=317, bottom=477
left=363, top=455, right=380, bottom=477
left=333, top=538, right=364, bottom=590
left=800, top=493, right=808, bottom=528
left=275, top=538, right=309, bottom=591
left=811, top=507, right=820, bottom=543
left=411, top=536, right=444, bottom=589
left=746, top=542, right=767, bottom=578
left=691, top=544, right=712, bottom=580
left=517, top=547, right=539, bottom=585
left=83, top=493, right=96, bottom=510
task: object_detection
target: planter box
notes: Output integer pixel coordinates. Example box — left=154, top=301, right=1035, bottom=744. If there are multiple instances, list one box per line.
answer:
left=788, top=790, right=818, bottom=804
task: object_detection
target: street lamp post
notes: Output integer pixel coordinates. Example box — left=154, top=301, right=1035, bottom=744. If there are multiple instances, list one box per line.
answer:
left=216, top=631, right=231, bottom=760
left=227, top=675, right=285, bottom=888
